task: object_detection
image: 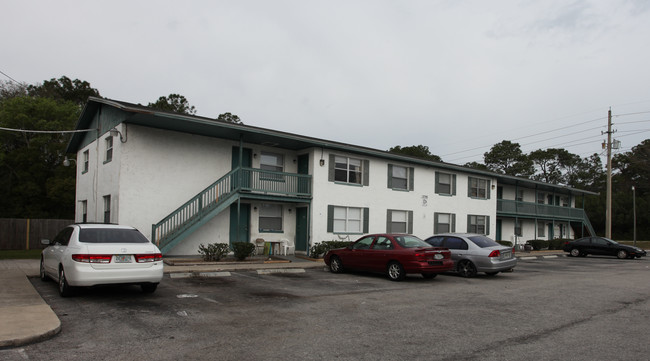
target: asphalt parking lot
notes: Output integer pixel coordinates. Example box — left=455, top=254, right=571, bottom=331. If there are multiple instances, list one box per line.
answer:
left=2, top=256, right=649, bottom=361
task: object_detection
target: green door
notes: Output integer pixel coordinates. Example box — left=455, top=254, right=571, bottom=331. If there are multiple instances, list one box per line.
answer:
left=296, top=207, right=309, bottom=252
left=231, top=146, right=252, bottom=189
left=229, top=203, right=250, bottom=245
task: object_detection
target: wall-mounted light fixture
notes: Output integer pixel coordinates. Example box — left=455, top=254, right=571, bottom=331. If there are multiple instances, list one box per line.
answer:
left=319, top=159, right=325, bottom=167
left=491, top=184, right=496, bottom=190
left=110, top=128, right=127, bottom=143
left=63, top=157, right=76, bottom=167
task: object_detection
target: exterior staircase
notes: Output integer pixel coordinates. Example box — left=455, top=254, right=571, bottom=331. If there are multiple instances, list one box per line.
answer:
left=152, top=167, right=311, bottom=254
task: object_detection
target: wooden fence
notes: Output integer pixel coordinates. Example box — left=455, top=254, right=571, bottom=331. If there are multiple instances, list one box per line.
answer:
left=0, top=219, right=74, bottom=250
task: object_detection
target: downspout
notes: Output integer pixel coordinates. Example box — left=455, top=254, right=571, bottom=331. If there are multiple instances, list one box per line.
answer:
left=237, top=135, right=243, bottom=242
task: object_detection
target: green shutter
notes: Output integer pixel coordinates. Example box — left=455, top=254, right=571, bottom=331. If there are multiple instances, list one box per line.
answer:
left=486, top=216, right=490, bottom=235
left=452, top=175, right=457, bottom=195
left=435, top=172, right=440, bottom=193
left=487, top=180, right=491, bottom=199
left=408, top=168, right=414, bottom=191
left=434, top=212, right=439, bottom=234
left=468, top=177, right=472, bottom=197
left=386, top=209, right=392, bottom=232
left=467, top=215, right=472, bottom=233
left=327, top=205, right=334, bottom=232
left=363, top=160, right=370, bottom=186
left=451, top=214, right=456, bottom=232
left=407, top=211, right=413, bottom=234
left=328, top=155, right=335, bottom=182
left=363, top=208, right=369, bottom=233
left=387, top=164, right=393, bottom=188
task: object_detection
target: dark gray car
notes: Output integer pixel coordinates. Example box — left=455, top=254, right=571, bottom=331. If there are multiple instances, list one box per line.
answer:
left=424, top=233, right=517, bottom=277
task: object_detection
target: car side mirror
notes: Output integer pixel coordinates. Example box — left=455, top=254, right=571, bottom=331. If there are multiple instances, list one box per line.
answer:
left=40, top=239, right=51, bottom=246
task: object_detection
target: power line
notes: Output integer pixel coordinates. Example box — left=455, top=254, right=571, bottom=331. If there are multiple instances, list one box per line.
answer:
left=0, top=70, right=23, bottom=85
left=0, top=126, right=94, bottom=134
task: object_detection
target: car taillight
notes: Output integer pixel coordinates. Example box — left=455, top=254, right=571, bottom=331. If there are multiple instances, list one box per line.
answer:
left=488, top=250, right=501, bottom=258
left=72, top=254, right=112, bottom=263
left=134, top=253, right=163, bottom=263
left=414, top=252, right=427, bottom=261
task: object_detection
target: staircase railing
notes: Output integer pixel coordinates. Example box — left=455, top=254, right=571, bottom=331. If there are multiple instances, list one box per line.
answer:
left=152, top=167, right=311, bottom=252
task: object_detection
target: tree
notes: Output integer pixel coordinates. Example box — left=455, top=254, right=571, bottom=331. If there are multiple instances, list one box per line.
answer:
left=148, top=94, right=196, bottom=115
left=0, top=80, right=28, bottom=100
left=463, top=161, right=490, bottom=171
left=388, top=145, right=442, bottom=162
left=217, top=112, right=243, bottom=124
left=0, top=96, right=79, bottom=218
left=483, top=140, right=533, bottom=177
left=27, top=76, right=100, bottom=107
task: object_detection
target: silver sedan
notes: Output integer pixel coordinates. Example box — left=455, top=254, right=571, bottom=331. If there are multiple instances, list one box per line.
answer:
left=424, top=233, right=517, bottom=277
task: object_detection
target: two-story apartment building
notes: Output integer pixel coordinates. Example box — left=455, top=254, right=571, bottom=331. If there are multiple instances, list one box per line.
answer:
left=66, top=97, right=596, bottom=256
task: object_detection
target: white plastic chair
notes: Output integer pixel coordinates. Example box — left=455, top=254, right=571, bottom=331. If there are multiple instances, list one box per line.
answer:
left=281, top=239, right=295, bottom=255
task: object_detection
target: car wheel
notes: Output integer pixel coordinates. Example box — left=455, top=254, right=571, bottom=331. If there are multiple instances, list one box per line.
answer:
left=457, top=260, right=477, bottom=278
left=40, top=258, right=48, bottom=282
left=422, top=273, right=437, bottom=279
left=141, top=283, right=158, bottom=293
left=329, top=256, right=344, bottom=273
left=617, top=250, right=628, bottom=259
left=570, top=248, right=581, bottom=257
left=485, top=272, right=499, bottom=276
left=58, top=267, right=73, bottom=297
left=387, top=262, right=405, bottom=281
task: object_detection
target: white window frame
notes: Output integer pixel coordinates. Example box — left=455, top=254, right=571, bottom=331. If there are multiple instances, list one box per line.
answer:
left=537, top=221, right=546, bottom=237
left=334, top=156, right=362, bottom=185
left=82, top=150, right=89, bottom=173
left=468, top=214, right=488, bottom=235
left=333, top=206, right=363, bottom=233
left=105, top=136, right=113, bottom=163
left=468, top=177, right=489, bottom=199
left=436, top=172, right=455, bottom=196
left=259, top=203, right=283, bottom=232
left=103, top=195, right=111, bottom=223
left=434, top=212, right=455, bottom=234
left=390, top=165, right=408, bottom=190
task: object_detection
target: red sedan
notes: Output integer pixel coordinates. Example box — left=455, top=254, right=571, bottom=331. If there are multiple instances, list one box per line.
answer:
left=324, top=234, right=454, bottom=281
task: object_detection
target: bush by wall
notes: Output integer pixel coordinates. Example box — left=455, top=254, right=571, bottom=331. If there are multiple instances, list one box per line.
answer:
left=231, top=242, right=256, bottom=261
left=198, top=243, right=230, bottom=261
left=309, top=240, right=353, bottom=258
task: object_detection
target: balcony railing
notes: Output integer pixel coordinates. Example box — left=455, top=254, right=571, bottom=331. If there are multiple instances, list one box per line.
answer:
left=497, top=199, right=586, bottom=220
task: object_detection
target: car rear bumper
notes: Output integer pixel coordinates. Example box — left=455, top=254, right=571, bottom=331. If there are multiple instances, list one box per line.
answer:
left=64, top=262, right=164, bottom=287
left=475, top=257, right=518, bottom=272
left=403, top=259, right=455, bottom=274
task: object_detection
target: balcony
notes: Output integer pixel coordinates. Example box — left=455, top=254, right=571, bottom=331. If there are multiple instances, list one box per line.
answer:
left=497, top=199, right=587, bottom=220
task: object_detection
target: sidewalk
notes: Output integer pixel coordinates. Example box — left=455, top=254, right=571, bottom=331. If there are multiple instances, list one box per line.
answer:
left=0, top=251, right=563, bottom=349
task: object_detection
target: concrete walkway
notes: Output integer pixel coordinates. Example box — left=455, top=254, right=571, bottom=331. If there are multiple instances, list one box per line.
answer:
left=0, top=251, right=564, bottom=349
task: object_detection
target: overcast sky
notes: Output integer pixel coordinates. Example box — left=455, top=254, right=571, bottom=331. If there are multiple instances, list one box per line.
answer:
left=3, top=0, right=650, bottom=164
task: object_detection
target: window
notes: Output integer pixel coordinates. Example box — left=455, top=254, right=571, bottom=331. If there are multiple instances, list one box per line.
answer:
left=103, top=195, right=111, bottom=223
left=328, top=206, right=368, bottom=233
left=105, top=136, right=113, bottom=163
left=515, top=219, right=522, bottom=237
left=352, top=236, right=374, bottom=250
left=82, top=150, right=89, bottom=173
left=435, top=172, right=456, bottom=195
left=260, top=152, right=283, bottom=172
left=259, top=204, right=283, bottom=232
left=80, top=200, right=87, bottom=223
left=537, top=221, right=545, bottom=237
left=329, top=155, right=369, bottom=186
left=434, top=213, right=456, bottom=233
left=53, top=227, right=73, bottom=246
left=444, top=237, right=468, bottom=250
left=387, top=210, right=413, bottom=234
left=388, top=165, right=413, bottom=191
left=468, top=215, right=489, bottom=235
left=537, top=192, right=545, bottom=204
left=516, top=190, right=524, bottom=202
left=561, top=197, right=569, bottom=207
left=468, top=177, right=490, bottom=199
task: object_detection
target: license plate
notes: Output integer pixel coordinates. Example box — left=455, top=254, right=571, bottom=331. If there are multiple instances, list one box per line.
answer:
left=115, top=255, right=132, bottom=263
left=502, top=252, right=511, bottom=259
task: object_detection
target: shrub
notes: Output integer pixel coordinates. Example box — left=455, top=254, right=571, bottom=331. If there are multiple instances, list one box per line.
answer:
left=231, top=242, right=256, bottom=261
left=198, top=243, right=230, bottom=261
left=549, top=239, right=568, bottom=250
left=526, top=239, right=549, bottom=250
left=497, top=240, right=513, bottom=247
left=309, top=240, right=353, bottom=258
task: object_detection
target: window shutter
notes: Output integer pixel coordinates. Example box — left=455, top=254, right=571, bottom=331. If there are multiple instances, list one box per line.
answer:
left=327, top=205, right=334, bottom=232
left=363, top=160, right=370, bottom=186
left=387, top=164, right=393, bottom=188
left=386, top=210, right=392, bottom=232
left=363, top=208, right=369, bottom=233
left=407, top=211, right=413, bottom=234
left=434, top=212, right=440, bottom=234
left=487, top=180, right=491, bottom=199
left=468, top=177, right=472, bottom=197
left=408, top=167, right=414, bottom=191
left=452, top=175, right=457, bottom=195
left=451, top=214, right=456, bottom=232
left=328, top=155, right=335, bottom=182
left=486, top=216, right=490, bottom=235
left=467, top=215, right=472, bottom=233
left=435, top=172, right=440, bottom=193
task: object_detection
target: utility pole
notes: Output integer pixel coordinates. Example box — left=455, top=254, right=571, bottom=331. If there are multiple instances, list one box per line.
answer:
left=632, top=186, right=636, bottom=247
left=605, top=108, right=613, bottom=239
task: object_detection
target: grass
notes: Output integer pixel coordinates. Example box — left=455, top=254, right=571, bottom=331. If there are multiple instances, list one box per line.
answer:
left=0, top=249, right=43, bottom=260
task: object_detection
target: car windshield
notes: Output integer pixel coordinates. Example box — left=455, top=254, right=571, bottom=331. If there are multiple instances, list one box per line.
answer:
left=79, top=229, right=150, bottom=243
left=601, top=237, right=618, bottom=245
left=394, top=235, right=431, bottom=248
left=467, top=235, right=501, bottom=248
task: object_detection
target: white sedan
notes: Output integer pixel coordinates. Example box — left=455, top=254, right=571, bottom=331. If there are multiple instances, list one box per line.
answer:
left=40, top=223, right=164, bottom=296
